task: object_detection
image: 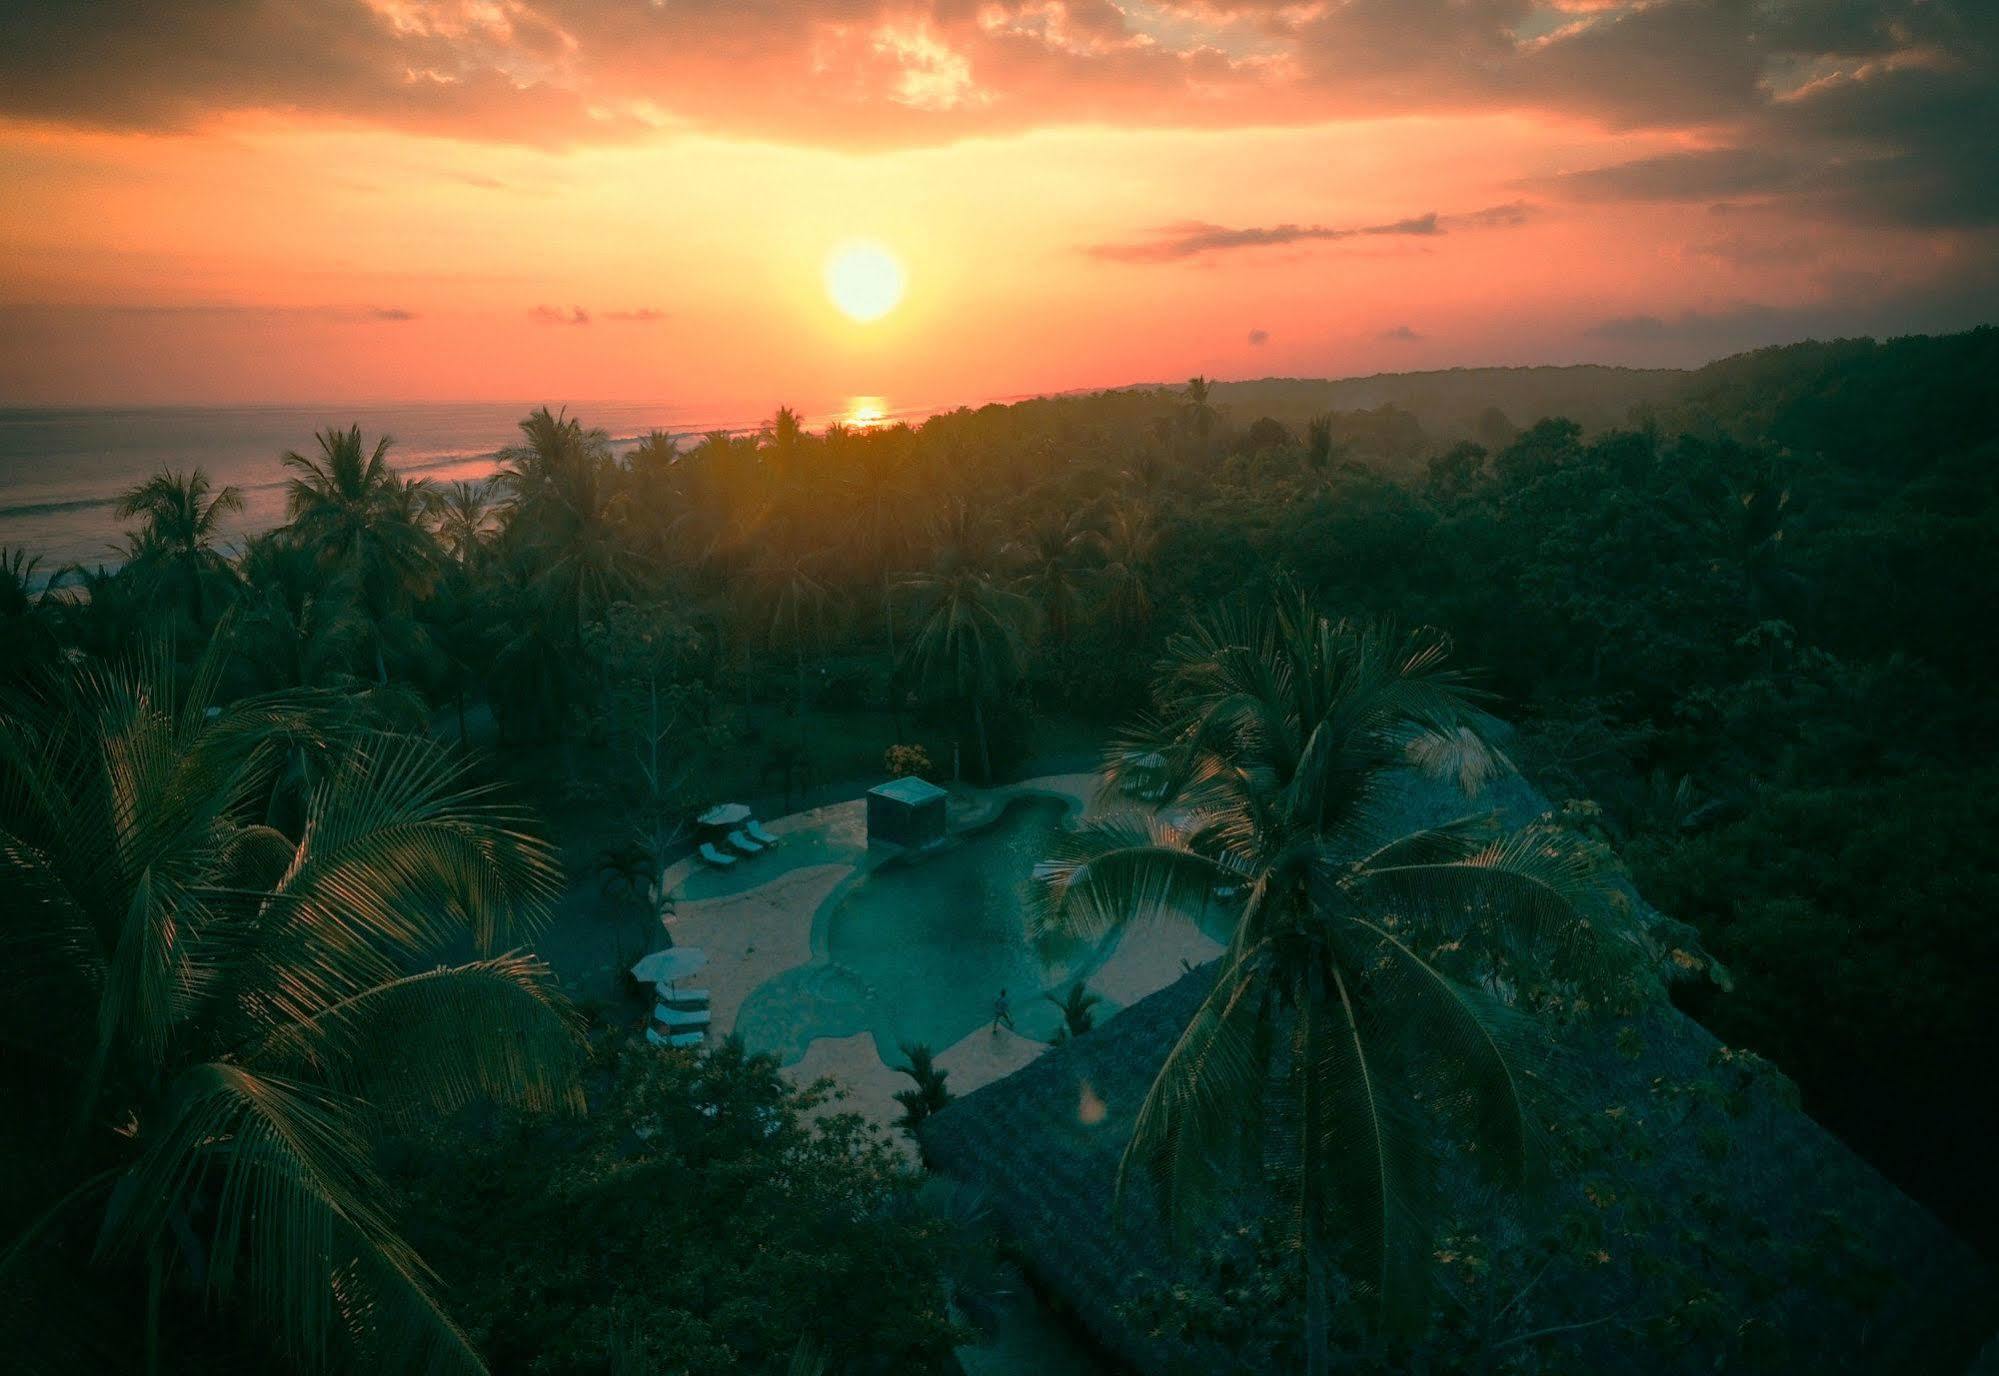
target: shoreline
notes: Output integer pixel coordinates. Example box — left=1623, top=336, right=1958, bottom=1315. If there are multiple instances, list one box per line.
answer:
left=0, top=392, right=983, bottom=577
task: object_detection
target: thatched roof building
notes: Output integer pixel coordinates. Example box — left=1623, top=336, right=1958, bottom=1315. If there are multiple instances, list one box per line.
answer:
left=921, top=765, right=1998, bottom=1373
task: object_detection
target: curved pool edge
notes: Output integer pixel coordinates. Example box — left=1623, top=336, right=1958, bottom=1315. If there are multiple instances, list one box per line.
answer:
left=795, top=780, right=1091, bottom=961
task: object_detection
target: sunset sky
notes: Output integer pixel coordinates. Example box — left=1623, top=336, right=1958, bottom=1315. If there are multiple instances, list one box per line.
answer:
left=1, top=1, right=1993, bottom=408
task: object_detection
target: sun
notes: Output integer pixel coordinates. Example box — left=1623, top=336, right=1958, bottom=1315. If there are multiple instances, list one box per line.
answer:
left=824, top=241, right=906, bottom=323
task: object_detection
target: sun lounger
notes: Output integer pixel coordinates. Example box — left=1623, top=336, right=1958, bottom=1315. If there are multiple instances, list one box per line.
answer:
left=654, top=1003, right=713, bottom=1029
left=726, top=828, right=764, bottom=854
left=746, top=819, right=780, bottom=847
left=654, top=984, right=710, bottom=1007
left=646, top=1026, right=707, bottom=1050
left=698, top=841, right=737, bottom=868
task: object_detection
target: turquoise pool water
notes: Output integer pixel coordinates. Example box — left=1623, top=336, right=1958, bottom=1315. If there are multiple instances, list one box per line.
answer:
left=735, top=795, right=1112, bottom=1064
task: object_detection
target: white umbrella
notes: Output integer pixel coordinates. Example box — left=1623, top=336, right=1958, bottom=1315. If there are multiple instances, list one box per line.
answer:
left=630, top=948, right=707, bottom=984
left=697, top=802, right=751, bottom=827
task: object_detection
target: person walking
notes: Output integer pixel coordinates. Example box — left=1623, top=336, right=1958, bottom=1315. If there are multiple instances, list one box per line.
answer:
left=992, top=987, right=1014, bottom=1033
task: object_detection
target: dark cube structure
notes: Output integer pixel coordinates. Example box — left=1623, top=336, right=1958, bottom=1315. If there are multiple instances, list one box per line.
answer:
left=866, top=776, right=947, bottom=849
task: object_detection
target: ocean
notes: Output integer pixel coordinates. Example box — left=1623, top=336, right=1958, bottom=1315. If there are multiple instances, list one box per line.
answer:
left=0, top=396, right=934, bottom=580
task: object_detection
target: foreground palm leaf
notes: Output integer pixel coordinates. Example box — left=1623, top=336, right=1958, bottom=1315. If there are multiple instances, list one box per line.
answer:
left=0, top=644, right=582, bottom=1373
left=1034, top=594, right=1645, bottom=1355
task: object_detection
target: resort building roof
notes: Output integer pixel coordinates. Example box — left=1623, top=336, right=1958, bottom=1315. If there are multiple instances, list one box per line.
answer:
left=868, top=775, right=949, bottom=806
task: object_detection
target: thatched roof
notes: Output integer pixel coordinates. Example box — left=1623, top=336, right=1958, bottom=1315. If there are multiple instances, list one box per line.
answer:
left=921, top=765, right=1999, bottom=1373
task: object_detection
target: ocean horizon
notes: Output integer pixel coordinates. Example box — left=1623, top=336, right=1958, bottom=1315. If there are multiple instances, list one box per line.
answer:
left=0, top=395, right=960, bottom=579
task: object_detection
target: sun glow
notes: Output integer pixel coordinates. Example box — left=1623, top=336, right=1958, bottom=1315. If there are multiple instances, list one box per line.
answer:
left=846, top=395, right=889, bottom=427
left=824, top=241, right=906, bottom=322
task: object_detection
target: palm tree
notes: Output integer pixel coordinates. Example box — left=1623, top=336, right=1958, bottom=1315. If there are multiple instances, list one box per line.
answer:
left=47, top=558, right=150, bottom=664
left=484, top=554, right=576, bottom=743
left=282, top=427, right=439, bottom=682
left=1181, top=375, right=1219, bottom=441
left=1006, top=511, right=1099, bottom=643
left=761, top=733, right=817, bottom=813
left=432, top=478, right=501, bottom=572
left=843, top=436, right=917, bottom=731
left=496, top=408, right=642, bottom=651
left=0, top=644, right=582, bottom=1373
left=898, top=565, right=1031, bottom=783
left=1684, top=461, right=1811, bottom=625
left=0, top=547, right=59, bottom=688
left=763, top=405, right=806, bottom=483
left=931, top=498, right=1004, bottom=576
left=114, top=466, right=244, bottom=627
left=1304, top=413, right=1340, bottom=485
left=659, top=430, right=746, bottom=577
left=232, top=533, right=367, bottom=692
left=890, top=1042, right=954, bottom=1137
left=618, top=432, right=683, bottom=567
left=1033, top=595, right=1643, bottom=1365
left=1044, top=981, right=1103, bottom=1042
left=1096, top=504, right=1157, bottom=635
left=751, top=554, right=832, bottom=715
left=1121, top=449, right=1168, bottom=505
left=627, top=429, right=681, bottom=477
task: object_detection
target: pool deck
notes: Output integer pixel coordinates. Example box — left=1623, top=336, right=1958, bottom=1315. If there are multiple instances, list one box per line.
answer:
left=650, top=772, right=1223, bottom=1147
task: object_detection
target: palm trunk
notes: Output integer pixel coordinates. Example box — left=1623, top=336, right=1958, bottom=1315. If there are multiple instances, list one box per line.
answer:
left=793, top=619, right=806, bottom=717
left=648, top=675, right=661, bottom=804
left=884, top=571, right=903, bottom=738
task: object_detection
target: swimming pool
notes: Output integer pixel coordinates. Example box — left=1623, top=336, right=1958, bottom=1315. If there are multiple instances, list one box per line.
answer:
left=733, top=795, right=1115, bottom=1064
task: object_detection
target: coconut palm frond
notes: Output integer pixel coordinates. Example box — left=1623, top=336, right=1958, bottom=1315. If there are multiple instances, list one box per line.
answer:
left=1338, top=911, right=1544, bottom=1186
left=1115, top=953, right=1273, bottom=1243
left=1032, top=811, right=1234, bottom=947
left=2, top=640, right=573, bottom=1369
left=0, top=823, right=107, bottom=1005
left=244, top=956, right=585, bottom=1123
left=1291, top=955, right=1435, bottom=1321
left=210, top=735, right=561, bottom=1047
left=1344, top=814, right=1501, bottom=872
left=1097, top=710, right=1179, bottom=803
left=1349, top=825, right=1642, bottom=987
left=1399, top=724, right=1514, bottom=796
left=784, top=1338, right=829, bottom=1376
left=277, top=731, right=562, bottom=957
left=99, top=1062, right=433, bottom=1368
left=334, top=1239, right=489, bottom=1376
